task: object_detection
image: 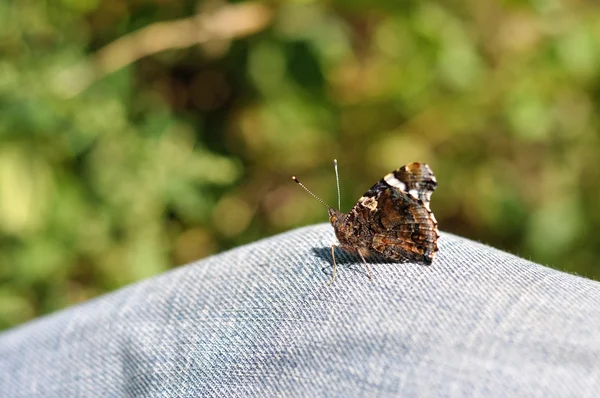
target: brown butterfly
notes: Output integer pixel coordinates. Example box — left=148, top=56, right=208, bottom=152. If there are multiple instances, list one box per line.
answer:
left=293, top=161, right=439, bottom=285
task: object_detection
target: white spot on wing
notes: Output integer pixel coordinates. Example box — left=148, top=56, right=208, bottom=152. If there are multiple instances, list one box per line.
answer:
left=408, top=189, right=419, bottom=199
left=383, top=173, right=406, bottom=191
left=359, top=196, right=378, bottom=211
left=424, top=192, right=432, bottom=203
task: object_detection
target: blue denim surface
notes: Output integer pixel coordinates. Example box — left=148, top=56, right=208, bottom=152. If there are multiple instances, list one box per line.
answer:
left=1, top=224, right=599, bottom=397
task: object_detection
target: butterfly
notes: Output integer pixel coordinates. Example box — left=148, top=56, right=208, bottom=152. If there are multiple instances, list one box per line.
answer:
left=293, top=161, right=439, bottom=285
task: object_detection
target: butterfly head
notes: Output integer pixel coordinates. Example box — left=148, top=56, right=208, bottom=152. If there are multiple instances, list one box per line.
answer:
left=328, top=208, right=345, bottom=228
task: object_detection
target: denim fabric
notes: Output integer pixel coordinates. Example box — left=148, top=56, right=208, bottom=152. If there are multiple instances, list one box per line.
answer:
left=1, top=224, right=599, bottom=397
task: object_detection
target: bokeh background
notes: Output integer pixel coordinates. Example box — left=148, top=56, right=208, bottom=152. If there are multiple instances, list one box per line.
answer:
left=2, top=0, right=600, bottom=330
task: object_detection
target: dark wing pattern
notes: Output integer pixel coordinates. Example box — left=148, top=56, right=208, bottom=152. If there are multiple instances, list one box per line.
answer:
left=389, top=162, right=437, bottom=211
left=343, top=162, right=439, bottom=264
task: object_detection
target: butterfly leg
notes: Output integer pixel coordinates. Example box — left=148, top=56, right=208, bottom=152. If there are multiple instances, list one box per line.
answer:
left=328, top=244, right=338, bottom=285
left=358, top=250, right=373, bottom=281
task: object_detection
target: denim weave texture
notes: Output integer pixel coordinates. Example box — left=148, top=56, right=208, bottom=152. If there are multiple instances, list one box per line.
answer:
left=1, top=224, right=599, bottom=397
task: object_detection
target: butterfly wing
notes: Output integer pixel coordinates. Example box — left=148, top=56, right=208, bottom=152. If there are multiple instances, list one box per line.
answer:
left=384, top=162, right=437, bottom=211
left=344, top=162, right=439, bottom=264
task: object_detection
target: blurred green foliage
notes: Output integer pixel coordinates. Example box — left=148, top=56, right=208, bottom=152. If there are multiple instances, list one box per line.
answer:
left=2, top=0, right=600, bottom=330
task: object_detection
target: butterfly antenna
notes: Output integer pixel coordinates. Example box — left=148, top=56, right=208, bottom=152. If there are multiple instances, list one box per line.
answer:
left=333, top=159, right=341, bottom=211
left=292, top=176, right=333, bottom=210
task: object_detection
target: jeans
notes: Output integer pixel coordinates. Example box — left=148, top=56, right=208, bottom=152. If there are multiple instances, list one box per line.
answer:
left=1, top=224, right=599, bottom=397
